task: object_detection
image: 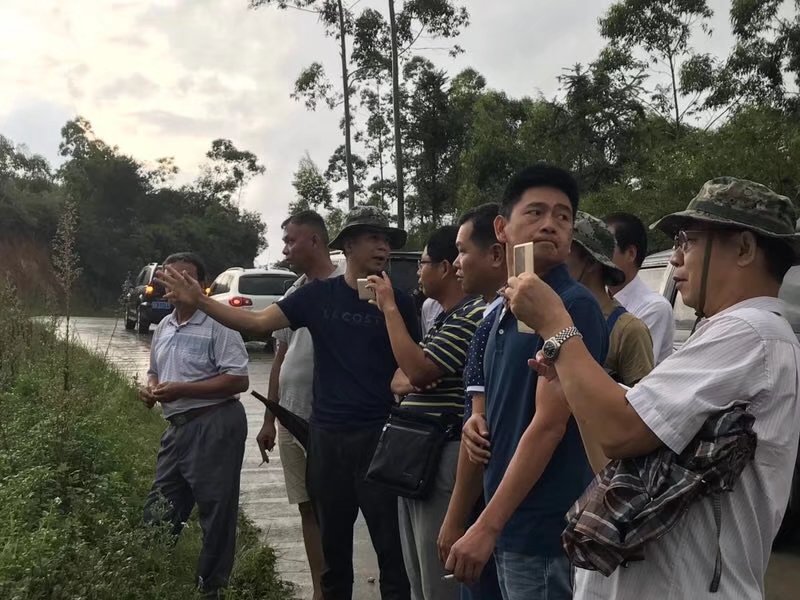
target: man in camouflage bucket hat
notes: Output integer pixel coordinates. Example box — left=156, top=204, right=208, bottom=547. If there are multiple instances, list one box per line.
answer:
left=502, top=176, right=800, bottom=598
left=566, top=211, right=654, bottom=390
left=155, top=203, right=418, bottom=600
left=329, top=205, right=407, bottom=251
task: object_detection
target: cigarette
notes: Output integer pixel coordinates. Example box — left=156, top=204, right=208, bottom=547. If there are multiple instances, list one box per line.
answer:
left=442, top=574, right=456, bottom=580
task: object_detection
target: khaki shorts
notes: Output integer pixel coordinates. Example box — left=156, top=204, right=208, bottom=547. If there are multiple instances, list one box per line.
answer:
left=278, top=423, right=310, bottom=505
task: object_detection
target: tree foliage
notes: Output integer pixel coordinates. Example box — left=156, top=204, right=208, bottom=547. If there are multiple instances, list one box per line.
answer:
left=0, top=119, right=267, bottom=308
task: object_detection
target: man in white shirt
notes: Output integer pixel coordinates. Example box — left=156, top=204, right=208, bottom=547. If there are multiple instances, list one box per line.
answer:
left=256, top=211, right=343, bottom=600
left=421, top=296, right=444, bottom=335
left=605, top=212, right=674, bottom=364
left=507, top=177, right=800, bottom=599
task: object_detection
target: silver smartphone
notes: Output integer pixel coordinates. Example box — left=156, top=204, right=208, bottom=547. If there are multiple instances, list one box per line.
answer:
left=513, top=242, right=536, bottom=334
left=357, top=278, right=375, bottom=301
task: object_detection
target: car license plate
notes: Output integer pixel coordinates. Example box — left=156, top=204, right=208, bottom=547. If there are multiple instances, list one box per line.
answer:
left=152, top=301, right=171, bottom=310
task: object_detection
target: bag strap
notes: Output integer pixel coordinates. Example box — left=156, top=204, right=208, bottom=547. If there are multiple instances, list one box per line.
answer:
left=606, top=305, right=627, bottom=333
left=709, top=494, right=722, bottom=593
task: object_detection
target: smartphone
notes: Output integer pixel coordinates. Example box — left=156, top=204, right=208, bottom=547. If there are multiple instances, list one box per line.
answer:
left=357, top=278, right=375, bottom=301
left=513, top=242, right=536, bottom=334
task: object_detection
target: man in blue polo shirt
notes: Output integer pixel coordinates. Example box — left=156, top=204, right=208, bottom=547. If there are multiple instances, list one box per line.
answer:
left=446, top=165, right=608, bottom=599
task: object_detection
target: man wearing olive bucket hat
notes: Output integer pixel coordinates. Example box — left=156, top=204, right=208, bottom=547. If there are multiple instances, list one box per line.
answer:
left=504, top=177, right=800, bottom=599
left=157, top=205, right=419, bottom=600
left=565, top=211, right=654, bottom=391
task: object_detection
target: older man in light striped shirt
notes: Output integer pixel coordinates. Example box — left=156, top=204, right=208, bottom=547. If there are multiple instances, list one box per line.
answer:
left=140, top=252, right=249, bottom=599
left=505, top=177, right=800, bottom=599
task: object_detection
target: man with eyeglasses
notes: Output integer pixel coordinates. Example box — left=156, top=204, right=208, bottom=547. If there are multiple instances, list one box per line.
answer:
left=506, top=177, right=800, bottom=599
left=370, top=225, right=484, bottom=600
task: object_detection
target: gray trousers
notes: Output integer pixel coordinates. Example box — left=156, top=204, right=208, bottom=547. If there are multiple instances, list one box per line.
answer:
left=143, top=400, right=247, bottom=592
left=398, top=441, right=461, bottom=600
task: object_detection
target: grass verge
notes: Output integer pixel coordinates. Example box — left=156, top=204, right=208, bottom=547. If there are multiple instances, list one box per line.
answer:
left=0, top=281, right=295, bottom=599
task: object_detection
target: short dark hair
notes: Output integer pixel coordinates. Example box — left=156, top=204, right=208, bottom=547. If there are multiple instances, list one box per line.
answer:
left=501, top=164, right=579, bottom=219
left=457, top=203, right=500, bottom=248
left=604, top=212, right=648, bottom=268
left=425, top=225, right=459, bottom=264
left=163, top=252, right=207, bottom=282
left=281, top=210, right=329, bottom=244
left=757, top=235, right=793, bottom=282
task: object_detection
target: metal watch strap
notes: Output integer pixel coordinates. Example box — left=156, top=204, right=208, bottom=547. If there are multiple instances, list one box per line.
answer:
left=553, top=326, right=582, bottom=345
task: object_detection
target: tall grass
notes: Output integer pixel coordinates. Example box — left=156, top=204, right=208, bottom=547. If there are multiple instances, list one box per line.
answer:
left=0, top=203, right=295, bottom=599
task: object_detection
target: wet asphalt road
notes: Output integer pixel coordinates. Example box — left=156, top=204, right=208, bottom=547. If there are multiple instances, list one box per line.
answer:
left=67, top=316, right=800, bottom=600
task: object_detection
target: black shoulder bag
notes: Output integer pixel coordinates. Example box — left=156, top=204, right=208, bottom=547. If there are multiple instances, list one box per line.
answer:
left=365, top=404, right=460, bottom=500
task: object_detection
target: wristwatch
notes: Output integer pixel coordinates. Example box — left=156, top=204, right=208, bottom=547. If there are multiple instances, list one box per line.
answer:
left=541, top=327, right=582, bottom=361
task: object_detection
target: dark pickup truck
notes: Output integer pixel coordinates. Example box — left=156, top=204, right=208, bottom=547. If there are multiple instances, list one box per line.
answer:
left=639, top=250, right=800, bottom=543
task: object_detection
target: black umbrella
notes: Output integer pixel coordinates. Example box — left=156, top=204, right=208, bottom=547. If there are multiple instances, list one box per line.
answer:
left=251, top=390, right=309, bottom=449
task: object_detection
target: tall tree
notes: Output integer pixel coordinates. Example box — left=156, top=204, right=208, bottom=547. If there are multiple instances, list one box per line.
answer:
left=680, top=0, right=800, bottom=119
left=600, top=0, right=713, bottom=136
left=250, top=0, right=358, bottom=208
left=290, top=152, right=333, bottom=214
left=195, top=138, right=265, bottom=204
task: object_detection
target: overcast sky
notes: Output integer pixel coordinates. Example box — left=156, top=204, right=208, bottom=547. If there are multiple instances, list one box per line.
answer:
left=1, top=0, right=740, bottom=263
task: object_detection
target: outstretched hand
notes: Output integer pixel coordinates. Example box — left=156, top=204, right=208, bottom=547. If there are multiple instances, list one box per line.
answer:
left=154, top=265, right=204, bottom=309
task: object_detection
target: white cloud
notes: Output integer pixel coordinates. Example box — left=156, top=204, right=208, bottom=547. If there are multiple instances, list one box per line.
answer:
left=0, top=0, right=744, bottom=262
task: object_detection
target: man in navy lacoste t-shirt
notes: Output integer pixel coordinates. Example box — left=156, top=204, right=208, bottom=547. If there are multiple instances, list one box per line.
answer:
left=157, top=206, right=419, bottom=600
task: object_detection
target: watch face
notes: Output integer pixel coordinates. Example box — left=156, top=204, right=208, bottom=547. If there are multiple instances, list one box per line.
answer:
left=542, top=339, right=558, bottom=360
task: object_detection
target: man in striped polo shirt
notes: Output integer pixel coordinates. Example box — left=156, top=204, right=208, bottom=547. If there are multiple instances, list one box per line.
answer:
left=370, top=225, right=484, bottom=600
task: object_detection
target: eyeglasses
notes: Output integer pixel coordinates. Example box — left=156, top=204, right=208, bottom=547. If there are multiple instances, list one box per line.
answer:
left=417, top=259, right=440, bottom=268
left=672, top=230, right=708, bottom=253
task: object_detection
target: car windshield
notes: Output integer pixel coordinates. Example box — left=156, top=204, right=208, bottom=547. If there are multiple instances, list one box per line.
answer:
left=238, top=274, right=296, bottom=296
left=638, top=264, right=668, bottom=293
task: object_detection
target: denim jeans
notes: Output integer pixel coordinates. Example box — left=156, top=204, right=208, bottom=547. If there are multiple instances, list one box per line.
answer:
left=494, top=550, right=572, bottom=600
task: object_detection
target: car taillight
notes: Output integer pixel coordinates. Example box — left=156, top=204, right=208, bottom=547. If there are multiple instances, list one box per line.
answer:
left=145, top=285, right=155, bottom=296
left=229, top=297, right=253, bottom=307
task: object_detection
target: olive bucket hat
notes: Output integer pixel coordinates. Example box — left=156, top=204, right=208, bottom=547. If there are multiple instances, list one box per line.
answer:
left=573, top=211, right=626, bottom=286
left=328, top=205, right=407, bottom=251
left=652, top=176, right=800, bottom=264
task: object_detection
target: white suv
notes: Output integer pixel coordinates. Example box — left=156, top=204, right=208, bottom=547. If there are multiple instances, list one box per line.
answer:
left=208, top=267, right=297, bottom=312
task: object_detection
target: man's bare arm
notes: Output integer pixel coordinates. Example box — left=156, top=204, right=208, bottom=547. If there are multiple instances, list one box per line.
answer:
left=178, top=373, right=249, bottom=399
left=156, top=266, right=291, bottom=336
left=265, top=340, right=288, bottom=420
left=383, top=306, right=444, bottom=388
left=473, top=378, right=570, bottom=535
left=391, top=368, right=416, bottom=396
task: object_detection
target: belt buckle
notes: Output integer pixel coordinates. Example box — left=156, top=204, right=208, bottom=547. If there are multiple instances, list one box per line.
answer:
left=171, top=413, right=189, bottom=427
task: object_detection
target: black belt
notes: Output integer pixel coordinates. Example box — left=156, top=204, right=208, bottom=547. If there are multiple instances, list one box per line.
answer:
left=167, top=398, right=236, bottom=427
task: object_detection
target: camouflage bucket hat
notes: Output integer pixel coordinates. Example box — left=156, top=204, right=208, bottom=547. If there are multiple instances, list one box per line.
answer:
left=573, top=211, right=626, bottom=286
left=328, top=205, right=407, bottom=251
left=652, top=176, right=800, bottom=264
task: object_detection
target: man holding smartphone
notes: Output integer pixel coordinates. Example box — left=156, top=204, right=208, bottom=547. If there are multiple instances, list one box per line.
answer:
left=156, top=207, right=419, bottom=600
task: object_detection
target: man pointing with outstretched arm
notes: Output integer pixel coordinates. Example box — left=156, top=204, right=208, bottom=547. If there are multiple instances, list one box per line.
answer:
left=157, top=206, right=419, bottom=600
